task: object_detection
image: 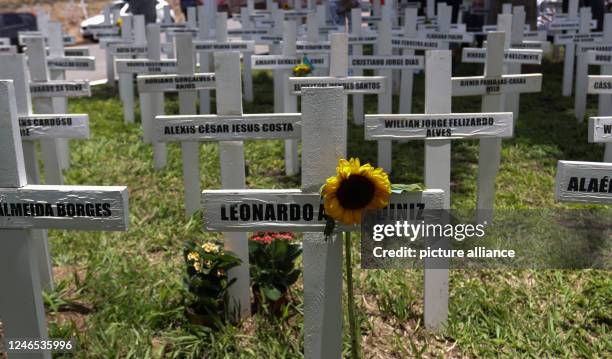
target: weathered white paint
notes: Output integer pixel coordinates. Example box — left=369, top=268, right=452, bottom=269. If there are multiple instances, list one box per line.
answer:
left=451, top=74, right=542, bottom=96
left=214, top=51, right=251, bottom=320
left=588, top=117, right=612, bottom=143
left=365, top=112, right=513, bottom=139
left=153, top=114, right=301, bottom=141
left=461, top=48, right=542, bottom=64
left=203, top=190, right=445, bottom=231
left=18, top=114, right=89, bottom=140
left=555, top=160, right=612, bottom=204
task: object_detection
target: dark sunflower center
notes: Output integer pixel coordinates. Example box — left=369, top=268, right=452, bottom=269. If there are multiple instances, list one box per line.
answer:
left=336, top=175, right=376, bottom=210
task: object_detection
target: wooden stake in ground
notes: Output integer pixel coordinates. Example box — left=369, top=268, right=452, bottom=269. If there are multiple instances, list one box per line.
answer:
left=588, top=74, right=612, bottom=161
left=0, top=80, right=128, bottom=359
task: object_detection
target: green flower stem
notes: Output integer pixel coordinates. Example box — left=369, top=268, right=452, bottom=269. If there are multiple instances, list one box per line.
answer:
left=345, top=231, right=360, bottom=359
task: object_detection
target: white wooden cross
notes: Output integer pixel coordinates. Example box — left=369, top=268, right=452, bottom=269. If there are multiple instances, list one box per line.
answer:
left=153, top=51, right=304, bottom=320
left=574, top=13, right=612, bottom=121
left=193, top=12, right=255, bottom=113
left=417, top=3, right=473, bottom=51
left=555, top=161, right=612, bottom=204
left=462, top=13, right=544, bottom=68
left=588, top=74, right=612, bottom=162
left=452, top=41, right=542, bottom=217
left=101, top=15, right=141, bottom=87
left=137, top=33, right=216, bottom=217
left=117, top=24, right=177, bottom=170
left=24, top=36, right=91, bottom=186
left=350, top=9, right=424, bottom=173
left=549, top=0, right=592, bottom=96
left=0, top=53, right=91, bottom=292
left=365, top=48, right=514, bottom=328
left=288, top=32, right=387, bottom=116
left=46, top=22, right=95, bottom=172
left=113, top=15, right=148, bottom=124
left=201, top=84, right=445, bottom=358
left=251, top=19, right=329, bottom=176
left=0, top=80, right=128, bottom=359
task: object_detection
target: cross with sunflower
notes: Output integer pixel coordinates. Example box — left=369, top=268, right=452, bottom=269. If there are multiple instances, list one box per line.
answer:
left=202, top=86, right=445, bottom=358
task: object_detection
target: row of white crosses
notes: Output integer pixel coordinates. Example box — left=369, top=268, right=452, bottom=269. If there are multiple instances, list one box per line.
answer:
left=0, top=79, right=129, bottom=359
left=117, top=24, right=177, bottom=170
left=549, top=0, right=598, bottom=97
left=555, top=75, right=612, bottom=205
left=198, top=31, right=514, bottom=357
left=115, top=15, right=148, bottom=124
left=588, top=61, right=612, bottom=162
left=574, top=13, right=612, bottom=121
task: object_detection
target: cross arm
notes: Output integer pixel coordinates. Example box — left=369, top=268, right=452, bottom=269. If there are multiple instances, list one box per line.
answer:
left=18, top=114, right=90, bottom=140
left=289, top=76, right=387, bottom=95
left=136, top=73, right=216, bottom=93
left=365, top=112, right=514, bottom=140
left=202, top=189, right=445, bottom=232
left=153, top=113, right=301, bottom=142
left=451, top=74, right=542, bottom=97
left=555, top=161, right=612, bottom=205
left=588, top=75, right=612, bottom=94
left=0, top=185, right=129, bottom=230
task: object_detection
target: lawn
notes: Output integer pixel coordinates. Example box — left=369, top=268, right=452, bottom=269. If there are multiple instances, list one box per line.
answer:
left=2, top=59, right=609, bottom=358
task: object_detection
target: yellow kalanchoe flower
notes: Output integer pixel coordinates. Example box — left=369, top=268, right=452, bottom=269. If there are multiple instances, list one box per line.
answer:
left=187, top=251, right=200, bottom=262
left=202, top=242, right=219, bottom=253
left=322, top=158, right=391, bottom=225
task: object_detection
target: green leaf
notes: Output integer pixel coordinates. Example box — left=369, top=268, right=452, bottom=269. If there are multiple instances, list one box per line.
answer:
left=262, top=286, right=282, bottom=301
left=390, top=183, right=427, bottom=194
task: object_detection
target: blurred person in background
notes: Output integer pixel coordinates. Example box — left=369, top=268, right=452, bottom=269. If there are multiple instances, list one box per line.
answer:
left=181, top=0, right=204, bottom=17
left=127, top=0, right=157, bottom=23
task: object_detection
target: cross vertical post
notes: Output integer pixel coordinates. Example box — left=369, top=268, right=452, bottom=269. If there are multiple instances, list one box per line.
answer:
left=25, top=37, right=63, bottom=186
left=214, top=51, right=251, bottom=319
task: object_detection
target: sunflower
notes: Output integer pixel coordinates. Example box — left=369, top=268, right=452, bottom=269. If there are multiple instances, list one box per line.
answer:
left=292, top=63, right=312, bottom=77
left=322, top=158, right=391, bottom=225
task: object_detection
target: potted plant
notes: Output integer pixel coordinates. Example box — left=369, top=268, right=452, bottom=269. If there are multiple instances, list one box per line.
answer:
left=183, top=240, right=241, bottom=328
left=248, top=232, right=302, bottom=315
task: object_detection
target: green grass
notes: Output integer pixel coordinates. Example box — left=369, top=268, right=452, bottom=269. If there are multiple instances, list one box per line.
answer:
left=26, top=60, right=612, bottom=358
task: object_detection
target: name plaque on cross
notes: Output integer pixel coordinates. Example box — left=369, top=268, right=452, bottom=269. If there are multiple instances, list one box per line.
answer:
left=555, top=160, right=612, bottom=204
left=29, top=81, right=91, bottom=98
left=202, top=190, right=444, bottom=232
left=116, top=59, right=177, bottom=74
left=588, top=76, right=612, bottom=93
left=193, top=40, right=255, bottom=52
left=588, top=117, right=612, bottom=143
left=47, top=57, right=96, bottom=71
left=587, top=51, right=612, bottom=64
left=137, top=73, right=216, bottom=92
left=18, top=114, right=89, bottom=140
left=349, top=55, right=424, bottom=69
left=153, top=114, right=301, bottom=142
left=462, top=48, right=542, bottom=64
left=452, top=74, right=542, bottom=96
left=251, top=55, right=328, bottom=69
left=365, top=112, right=514, bottom=139
left=296, top=42, right=331, bottom=52
left=391, top=37, right=441, bottom=50
left=289, top=76, right=387, bottom=95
